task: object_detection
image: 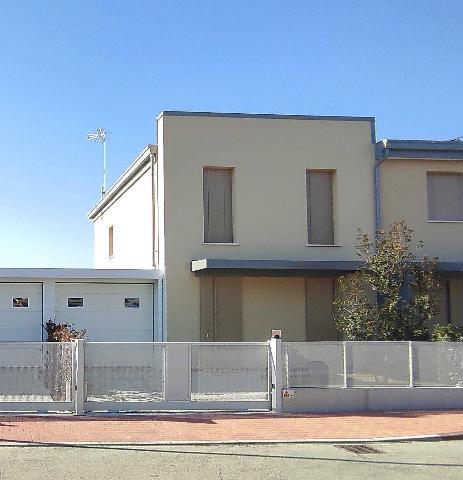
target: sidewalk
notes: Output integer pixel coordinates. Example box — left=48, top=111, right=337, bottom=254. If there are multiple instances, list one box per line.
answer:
left=1, top=410, right=463, bottom=444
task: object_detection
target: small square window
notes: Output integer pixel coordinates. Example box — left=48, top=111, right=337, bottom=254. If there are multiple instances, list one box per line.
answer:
left=125, top=297, right=140, bottom=308
left=13, top=297, right=29, bottom=308
left=68, top=297, right=84, bottom=308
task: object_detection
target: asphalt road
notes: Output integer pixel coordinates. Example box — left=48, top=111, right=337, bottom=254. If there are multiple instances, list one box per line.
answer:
left=0, top=440, right=462, bottom=479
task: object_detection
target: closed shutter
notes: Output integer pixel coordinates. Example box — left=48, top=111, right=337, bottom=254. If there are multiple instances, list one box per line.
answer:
left=427, top=173, right=463, bottom=221
left=306, top=171, right=334, bottom=244
left=203, top=168, right=233, bottom=243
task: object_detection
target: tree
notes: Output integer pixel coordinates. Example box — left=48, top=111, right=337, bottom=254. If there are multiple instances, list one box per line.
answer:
left=334, top=221, right=440, bottom=340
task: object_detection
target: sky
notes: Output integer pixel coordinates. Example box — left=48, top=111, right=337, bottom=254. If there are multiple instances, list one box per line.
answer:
left=0, top=0, right=462, bottom=268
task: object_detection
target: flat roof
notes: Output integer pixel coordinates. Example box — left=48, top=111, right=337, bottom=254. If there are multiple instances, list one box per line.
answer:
left=0, top=268, right=161, bottom=281
left=88, top=144, right=156, bottom=220
left=377, top=139, right=463, bottom=161
left=159, top=110, right=375, bottom=123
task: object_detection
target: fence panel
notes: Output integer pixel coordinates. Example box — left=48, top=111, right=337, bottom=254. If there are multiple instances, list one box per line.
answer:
left=283, top=342, right=344, bottom=387
left=0, top=342, right=74, bottom=403
left=413, top=342, right=463, bottom=386
left=349, top=341, right=410, bottom=387
left=190, top=343, right=269, bottom=401
left=84, top=343, right=165, bottom=402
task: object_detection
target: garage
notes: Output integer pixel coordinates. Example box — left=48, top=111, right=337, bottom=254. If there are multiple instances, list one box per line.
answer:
left=55, top=283, right=156, bottom=341
left=0, top=283, right=43, bottom=341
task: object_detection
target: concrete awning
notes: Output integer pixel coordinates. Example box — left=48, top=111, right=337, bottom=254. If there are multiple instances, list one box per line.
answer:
left=191, top=259, right=463, bottom=278
left=191, top=259, right=363, bottom=277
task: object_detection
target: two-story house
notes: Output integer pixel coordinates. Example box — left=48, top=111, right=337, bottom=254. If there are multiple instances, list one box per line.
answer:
left=377, top=139, right=463, bottom=327
left=89, top=111, right=377, bottom=341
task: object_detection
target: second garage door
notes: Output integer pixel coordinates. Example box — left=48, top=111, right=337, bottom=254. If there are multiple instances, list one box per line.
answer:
left=54, top=283, right=155, bottom=341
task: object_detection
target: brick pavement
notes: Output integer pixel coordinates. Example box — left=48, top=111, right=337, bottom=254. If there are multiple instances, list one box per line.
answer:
left=0, top=410, right=463, bottom=444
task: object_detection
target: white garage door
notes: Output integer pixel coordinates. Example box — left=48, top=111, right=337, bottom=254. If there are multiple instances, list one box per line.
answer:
left=55, top=283, right=155, bottom=341
left=0, top=283, right=43, bottom=341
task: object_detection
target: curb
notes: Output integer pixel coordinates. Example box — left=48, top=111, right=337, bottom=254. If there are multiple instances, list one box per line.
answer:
left=1, top=432, right=463, bottom=447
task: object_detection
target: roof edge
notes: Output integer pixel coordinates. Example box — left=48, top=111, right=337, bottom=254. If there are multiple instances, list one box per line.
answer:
left=88, top=144, right=157, bottom=220
left=377, top=139, right=463, bottom=161
left=158, top=110, right=375, bottom=123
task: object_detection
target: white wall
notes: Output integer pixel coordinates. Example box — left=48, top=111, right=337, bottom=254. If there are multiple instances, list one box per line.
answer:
left=55, top=283, right=155, bottom=341
left=0, top=283, right=42, bottom=341
left=93, top=167, right=154, bottom=268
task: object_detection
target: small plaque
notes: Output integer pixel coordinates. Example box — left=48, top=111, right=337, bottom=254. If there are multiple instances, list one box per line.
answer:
left=271, top=329, right=282, bottom=339
left=282, top=389, right=295, bottom=398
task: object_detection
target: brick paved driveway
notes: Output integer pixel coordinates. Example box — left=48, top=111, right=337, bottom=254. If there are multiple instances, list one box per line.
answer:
left=1, top=410, right=463, bottom=444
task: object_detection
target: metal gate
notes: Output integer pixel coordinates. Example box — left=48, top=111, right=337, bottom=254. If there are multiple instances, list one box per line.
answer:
left=82, top=342, right=271, bottom=412
left=0, top=341, right=271, bottom=413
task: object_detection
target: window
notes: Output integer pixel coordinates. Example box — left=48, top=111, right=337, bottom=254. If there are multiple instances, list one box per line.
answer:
left=306, top=170, right=334, bottom=244
left=109, top=225, right=114, bottom=257
left=125, top=297, right=140, bottom=308
left=13, top=297, right=29, bottom=308
left=203, top=167, right=234, bottom=243
left=68, top=297, right=84, bottom=308
left=427, top=173, right=463, bottom=221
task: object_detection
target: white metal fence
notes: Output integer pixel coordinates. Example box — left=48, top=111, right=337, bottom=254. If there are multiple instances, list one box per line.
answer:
left=0, top=342, right=75, bottom=412
left=1, top=340, right=463, bottom=414
left=283, top=341, right=463, bottom=388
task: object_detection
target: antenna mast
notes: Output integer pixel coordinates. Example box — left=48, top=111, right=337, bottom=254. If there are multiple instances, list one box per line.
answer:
left=87, top=127, right=107, bottom=196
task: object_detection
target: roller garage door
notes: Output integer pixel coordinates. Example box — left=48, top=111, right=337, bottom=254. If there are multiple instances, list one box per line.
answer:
left=55, top=283, right=155, bottom=341
left=0, top=283, right=43, bottom=341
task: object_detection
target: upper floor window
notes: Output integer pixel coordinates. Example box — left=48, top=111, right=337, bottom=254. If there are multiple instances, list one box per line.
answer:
left=203, top=167, right=234, bottom=243
left=427, top=172, right=463, bottom=221
left=108, top=225, right=114, bottom=257
left=306, top=170, right=334, bottom=245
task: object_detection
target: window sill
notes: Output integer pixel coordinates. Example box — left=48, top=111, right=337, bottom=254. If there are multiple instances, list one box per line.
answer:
left=203, top=242, right=240, bottom=246
left=427, top=220, right=463, bottom=224
left=306, top=244, right=342, bottom=247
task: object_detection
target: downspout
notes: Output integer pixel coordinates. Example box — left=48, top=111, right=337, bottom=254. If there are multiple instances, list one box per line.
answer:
left=374, top=141, right=387, bottom=231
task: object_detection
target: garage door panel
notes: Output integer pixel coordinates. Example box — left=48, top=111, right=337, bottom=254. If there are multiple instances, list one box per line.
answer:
left=56, top=283, right=153, bottom=295
left=55, top=283, right=155, bottom=341
left=55, top=293, right=153, bottom=313
left=0, top=283, right=42, bottom=341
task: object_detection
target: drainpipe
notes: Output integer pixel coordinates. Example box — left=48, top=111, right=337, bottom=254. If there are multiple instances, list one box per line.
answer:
left=374, top=141, right=387, bottom=231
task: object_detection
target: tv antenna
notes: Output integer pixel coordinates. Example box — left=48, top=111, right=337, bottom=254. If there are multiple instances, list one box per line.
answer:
left=87, top=127, right=108, bottom=196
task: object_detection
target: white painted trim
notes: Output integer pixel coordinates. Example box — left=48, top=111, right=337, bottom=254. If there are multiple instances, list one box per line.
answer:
left=427, top=220, right=463, bottom=224
left=306, top=244, right=342, bottom=247
left=202, top=243, right=240, bottom=246
left=0, top=268, right=161, bottom=281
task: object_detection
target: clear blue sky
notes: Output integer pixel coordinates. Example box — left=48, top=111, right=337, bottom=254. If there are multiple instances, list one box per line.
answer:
left=0, top=1, right=462, bottom=267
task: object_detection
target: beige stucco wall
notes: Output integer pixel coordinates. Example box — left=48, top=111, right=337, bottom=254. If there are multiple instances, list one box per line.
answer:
left=93, top=168, right=154, bottom=269
left=242, top=277, right=306, bottom=341
left=380, top=159, right=463, bottom=261
left=160, top=114, right=375, bottom=340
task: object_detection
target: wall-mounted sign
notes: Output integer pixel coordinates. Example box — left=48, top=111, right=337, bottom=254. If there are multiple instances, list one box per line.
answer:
left=282, top=389, right=295, bottom=398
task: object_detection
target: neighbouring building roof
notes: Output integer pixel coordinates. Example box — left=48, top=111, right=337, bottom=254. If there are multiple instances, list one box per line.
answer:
left=377, top=139, right=463, bottom=161
left=88, top=144, right=157, bottom=220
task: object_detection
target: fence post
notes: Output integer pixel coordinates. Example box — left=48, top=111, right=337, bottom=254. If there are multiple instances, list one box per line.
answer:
left=408, top=341, right=415, bottom=387
left=74, top=339, right=85, bottom=415
left=270, top=333, right=283, bottom=413
left=343, top=341, right=353, bottom=388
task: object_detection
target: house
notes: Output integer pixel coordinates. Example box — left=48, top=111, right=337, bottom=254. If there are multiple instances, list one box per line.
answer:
left=89, top=111, right=377, bottom=341
left=2, top=111, right=461, bottom=343
left=377, top=139, right=463, bottom=327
